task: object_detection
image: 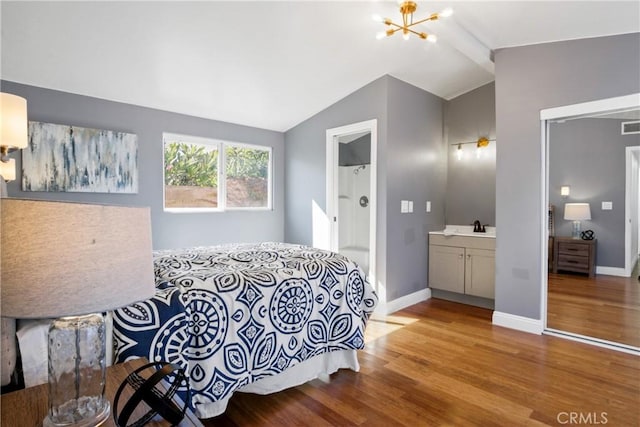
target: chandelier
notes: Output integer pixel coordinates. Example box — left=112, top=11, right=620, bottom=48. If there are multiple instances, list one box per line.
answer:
left=373, top=2, right=453, bottom=41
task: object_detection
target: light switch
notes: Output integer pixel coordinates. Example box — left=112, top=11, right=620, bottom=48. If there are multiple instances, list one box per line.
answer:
left=602, top=201, right=613, bottom=210
left=401, top=200, right=408, bottom=213
left=408, top=201, right=413, bottom=213
left=426, top=201, right=431, bottom=212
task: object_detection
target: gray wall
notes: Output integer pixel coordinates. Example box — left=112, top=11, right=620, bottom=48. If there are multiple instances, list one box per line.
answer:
left=494, top=33, right=640, bottom=320
left=386, top=77, right=446, bottom=300
left=1, top=80, right=285, bottom=249
left=549, top=118, right=640, bottom=268
left=285, top=75, right=446, bottom=303
left=444, top=82, right=496, bottom=226
left=285, top=76, right=390, bottom=304
left=339, top=134, right=371, bottom=166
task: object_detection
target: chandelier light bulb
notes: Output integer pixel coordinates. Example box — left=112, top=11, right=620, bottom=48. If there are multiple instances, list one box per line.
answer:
left=440, top=8, right=454, bottom=18
left=427, top=34, right=437, bottom=43
left=376, top=31, right=387, bottom=40
left=456, top=144, right=463, bottom=160
left=372, top=14, right=383, bottom=23
left=403, top=32, right=410, bottom=40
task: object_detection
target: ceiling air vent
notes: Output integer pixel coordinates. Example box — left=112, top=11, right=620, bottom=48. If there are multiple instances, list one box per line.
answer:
left=621, top=120, right=640, bottom=135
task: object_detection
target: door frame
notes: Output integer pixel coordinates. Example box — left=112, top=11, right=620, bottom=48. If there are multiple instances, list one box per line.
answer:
left=326, top=119, right=378, bottom=290
left=625, top=146, right=640, bottom=277
left=539, top=92, right=640, bottom=353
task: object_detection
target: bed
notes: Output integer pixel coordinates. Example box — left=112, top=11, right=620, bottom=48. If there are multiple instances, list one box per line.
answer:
left=112, top=242, right=377, bottom=419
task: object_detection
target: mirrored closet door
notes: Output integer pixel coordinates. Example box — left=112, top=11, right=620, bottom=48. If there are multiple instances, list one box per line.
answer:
left=545, top=95, right=640, bottom=352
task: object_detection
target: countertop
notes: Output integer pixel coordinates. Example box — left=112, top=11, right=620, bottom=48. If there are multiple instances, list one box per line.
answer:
left=429, top=225, right=496, bottom=239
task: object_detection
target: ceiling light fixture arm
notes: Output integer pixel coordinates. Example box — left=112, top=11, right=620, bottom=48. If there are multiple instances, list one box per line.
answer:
left=384, top=23, right=430, bottom=40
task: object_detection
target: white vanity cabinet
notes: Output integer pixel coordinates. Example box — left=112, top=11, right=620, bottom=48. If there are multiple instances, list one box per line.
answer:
left=428, top=234, right=495, bottom=299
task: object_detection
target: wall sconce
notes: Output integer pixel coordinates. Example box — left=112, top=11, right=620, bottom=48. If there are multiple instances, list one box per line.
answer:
left=0, top=92, right=28, bottom=386
left=456, top=143, right=463, bottom=160
left=0, top=92, right=29, bottom=162
left=476, top=137, right=489, bottom=159
left=560, top=186, right=570, bottom=197
left=452, top=136, right=494, bottom=161
left=0, top=158, right=16, bottom=182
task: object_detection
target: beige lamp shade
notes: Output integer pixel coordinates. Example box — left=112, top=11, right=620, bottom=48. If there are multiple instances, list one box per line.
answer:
left=0, top=199, right=155, bottom=318
left=0, top=93, right=28, bottom=150
left=564, top=202, right=591, bottom=221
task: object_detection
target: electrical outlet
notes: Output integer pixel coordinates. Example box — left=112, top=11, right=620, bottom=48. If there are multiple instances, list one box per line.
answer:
left=602, top=201, right=613, bottom=210
left=408, top=201, right=413, bottom=213
left=401, top=200, right=408, bottom=213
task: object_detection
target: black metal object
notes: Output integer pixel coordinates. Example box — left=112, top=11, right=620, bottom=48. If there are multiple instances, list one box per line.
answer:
left=580, top=230, right=594, bottom=240
left=113, top=361, right=189, bottom=427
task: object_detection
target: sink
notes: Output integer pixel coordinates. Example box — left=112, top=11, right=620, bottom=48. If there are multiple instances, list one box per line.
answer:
left=432, top=225, right=496, bottom=238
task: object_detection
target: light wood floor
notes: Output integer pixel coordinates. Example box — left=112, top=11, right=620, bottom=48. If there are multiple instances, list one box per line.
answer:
left=205, top=299, right=640, bottom=426
left=547, top=272, right=640, bottom=348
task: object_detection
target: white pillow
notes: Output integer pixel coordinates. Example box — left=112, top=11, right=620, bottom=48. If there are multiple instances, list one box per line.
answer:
left=16, top=314, right=114, bottom=388
left=16, top=319, right=50, bottom=388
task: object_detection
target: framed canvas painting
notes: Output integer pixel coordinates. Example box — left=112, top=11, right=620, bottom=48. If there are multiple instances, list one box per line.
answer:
left=22, top=121, right=138, bottom=193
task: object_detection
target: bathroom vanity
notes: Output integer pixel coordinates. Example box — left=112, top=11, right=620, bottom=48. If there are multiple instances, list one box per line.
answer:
left=428, top=227, right=495, bottom=300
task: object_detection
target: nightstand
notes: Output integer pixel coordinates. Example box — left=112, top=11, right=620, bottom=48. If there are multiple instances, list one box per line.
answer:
left=0, top=357, right=203, bottom=427
left=552, top=237, right=597, bottom=278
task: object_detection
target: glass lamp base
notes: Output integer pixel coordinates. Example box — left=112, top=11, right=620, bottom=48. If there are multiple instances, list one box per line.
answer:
left=44, top=401, right=109, bottom=427
left=572, top=220, right=582, bottom=239
left=46, top=313, right=109, bottom=427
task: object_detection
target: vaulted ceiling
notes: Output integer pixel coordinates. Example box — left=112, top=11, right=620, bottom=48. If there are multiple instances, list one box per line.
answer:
left=1, top=1, right=638, bottom=131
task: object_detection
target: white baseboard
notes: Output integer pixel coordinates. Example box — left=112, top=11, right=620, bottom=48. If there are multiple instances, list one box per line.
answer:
left=492, top=311, right=543, bottom=335
left=384, top=288, right=431, bottom=314
left=596, top=266, right=629, bottom=277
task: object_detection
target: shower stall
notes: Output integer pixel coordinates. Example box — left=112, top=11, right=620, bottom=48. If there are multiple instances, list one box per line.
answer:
left=338, top=133, right=371, bottom=275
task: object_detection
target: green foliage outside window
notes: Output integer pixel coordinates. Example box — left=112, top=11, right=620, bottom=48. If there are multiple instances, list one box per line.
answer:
left=164, top=142, right=218, bottom=187
left=225, top=146, right=269, bottom=179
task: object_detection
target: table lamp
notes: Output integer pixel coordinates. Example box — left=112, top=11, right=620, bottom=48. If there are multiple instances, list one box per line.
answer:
left=564, top=202, right=591, bottom=239
left=0, top=199, right=155, bottom=427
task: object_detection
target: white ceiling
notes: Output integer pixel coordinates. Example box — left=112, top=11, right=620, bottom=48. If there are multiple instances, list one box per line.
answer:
left=1, top=1, right=638, bottom=132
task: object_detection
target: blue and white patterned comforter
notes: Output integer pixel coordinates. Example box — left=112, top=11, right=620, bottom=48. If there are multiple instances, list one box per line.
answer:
left=113, top=242, right=377, bottom=417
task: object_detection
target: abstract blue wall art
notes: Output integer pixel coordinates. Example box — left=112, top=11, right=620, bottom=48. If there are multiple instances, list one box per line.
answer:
left=22, top=121, right=138, bottom=193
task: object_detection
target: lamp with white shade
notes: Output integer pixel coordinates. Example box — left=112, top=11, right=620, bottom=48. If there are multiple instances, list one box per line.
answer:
left=0, top=199, right=155, bottom=426
left=0, top=91, right=28, bottom=386
left=0, top=91, right=28, bottom=197
left=0, top=92, right=28, bottom=160
left=564, top=202, right=591, bottom=239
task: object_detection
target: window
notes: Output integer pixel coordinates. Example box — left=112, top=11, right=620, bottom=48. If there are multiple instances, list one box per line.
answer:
left=163, top=133, right=272, bottom=211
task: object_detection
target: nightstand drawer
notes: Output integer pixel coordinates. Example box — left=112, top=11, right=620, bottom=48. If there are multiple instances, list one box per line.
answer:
left=557, top=254, right=589, bottom=272
left=557, top=242, right=590, bottom=257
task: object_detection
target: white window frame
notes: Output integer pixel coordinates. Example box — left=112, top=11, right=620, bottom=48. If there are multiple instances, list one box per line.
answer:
left=163, top=132, right=273, bottom=213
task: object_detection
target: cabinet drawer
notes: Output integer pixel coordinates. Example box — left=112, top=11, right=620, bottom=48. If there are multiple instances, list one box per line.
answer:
left=557, top=254, right=589, bottom=272
left=557, top=242, right=589, bottom=257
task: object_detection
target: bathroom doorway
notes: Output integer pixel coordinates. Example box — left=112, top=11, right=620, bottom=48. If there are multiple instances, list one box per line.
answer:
left=326, top=120, right=377, bottom=291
